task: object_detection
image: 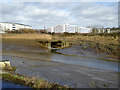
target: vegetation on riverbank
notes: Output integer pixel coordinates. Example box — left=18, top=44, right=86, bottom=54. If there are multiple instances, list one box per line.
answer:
left=2, top=32, right=119, bottom=60
left=53, top=33, right=119, bottom=60
left=2, top=33, right=52, bottom=40
left=2, top=73, right=69, bottom=89
left=2, top=33, right=52, bottom=49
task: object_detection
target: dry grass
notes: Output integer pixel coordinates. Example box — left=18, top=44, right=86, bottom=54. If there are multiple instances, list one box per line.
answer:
left=2, top=33, right=119, bottom=59
left=54, top=34, right=118, bottom=45
left=2, top=33, right=52, bottom=49
left=2, top=73, right=68, bottom=88
left=2, top=33, right=52, bottom=40
left=53, top=34, right=119, bottom=59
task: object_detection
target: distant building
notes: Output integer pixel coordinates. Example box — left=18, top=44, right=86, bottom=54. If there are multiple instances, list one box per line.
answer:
left=92, top=28, right=105, bottom=33
left=77, top=27, right=92, bottom=33
left=47, top=24, right=77, bottom=33
left=0, top=22, right=32, bottom=33
left=47, top=27, right=54, bottom=33
left=54, top=24, right=66, bottom=33
left=91, top=28, right=119, bottom=34
left=65, top=24, right=76, bottom=33
left=109, top=29, right=119, bottom=33
left=47, top=24, right=92, bottom=33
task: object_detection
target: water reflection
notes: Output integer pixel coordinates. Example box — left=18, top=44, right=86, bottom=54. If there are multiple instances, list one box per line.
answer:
left=1, top=80, right=30, bottom=88
left=2, top=43, right=119, bottom=88
left=2, top=43, right=119, bottom=72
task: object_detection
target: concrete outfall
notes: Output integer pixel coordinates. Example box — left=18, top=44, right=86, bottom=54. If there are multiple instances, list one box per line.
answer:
left=0, top=60, right=11, bottom=70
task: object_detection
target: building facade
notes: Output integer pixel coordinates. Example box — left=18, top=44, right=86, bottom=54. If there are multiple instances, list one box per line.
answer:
left=47, top=24, right=92, bottom=33
left=47, top=24, right=78, bottom=33
left=47, top=27, right=54, bottom=33
left=91, top=28, right=119, bottom=34
left=54, top=24, right=66, bottom=33
left=0, top=22, right=32, bottom=33
left=65, top=24, right=77, bottom=33
left=77, top=27, right=92, bottom=33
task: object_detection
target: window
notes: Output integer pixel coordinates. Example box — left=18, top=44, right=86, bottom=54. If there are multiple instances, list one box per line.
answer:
left=12, top=24, right=15, bottom=26
left=12, top=29, right=15, bottom=30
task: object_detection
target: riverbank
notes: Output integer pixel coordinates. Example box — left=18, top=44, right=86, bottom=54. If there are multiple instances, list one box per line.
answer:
left=2, top=33, right=52, bottom=49
left=1, top=73, right=67, bottom=89
left=2, top=54, right=118, bottom=88
left=2, top=42, right=119, bottom=88
left=1, top=33, right=119, bottom=88
left=2, top=33, right=119, bottom=61
left=0, top=60, right=67, bottom=89
left=53, top=33, right=119, bottom=60
left=55, top=45, right=120, bottom=62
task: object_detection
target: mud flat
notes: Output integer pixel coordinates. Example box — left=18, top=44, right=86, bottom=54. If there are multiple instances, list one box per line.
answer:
left=1, top=41, right=119, bottom=88
left=56, top=45, right=119, bottom=62
left=2, top=54, right=118, bottom=88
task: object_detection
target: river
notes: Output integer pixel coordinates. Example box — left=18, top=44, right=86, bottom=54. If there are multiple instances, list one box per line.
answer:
left=1, top=79, right=30, bottom=88
left=1, top=43, right=119, bottom=88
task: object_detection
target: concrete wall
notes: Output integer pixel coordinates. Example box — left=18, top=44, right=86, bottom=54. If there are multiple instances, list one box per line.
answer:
left=0, top=60, right=11, bottom=70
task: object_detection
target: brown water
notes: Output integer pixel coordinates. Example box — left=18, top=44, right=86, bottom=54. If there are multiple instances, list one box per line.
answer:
left=1, top=79, right=30, bottom=88
left=2, top=43, right=119, bottom=88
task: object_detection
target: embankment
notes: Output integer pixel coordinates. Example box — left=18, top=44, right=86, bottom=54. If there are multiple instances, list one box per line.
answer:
left=2, top=33, right=119, bottom=60
left=2, top=33, right=52, bottom=49
left=53, top=33, right=119, bottom=60
left=2, top=73, right=68, bottom=88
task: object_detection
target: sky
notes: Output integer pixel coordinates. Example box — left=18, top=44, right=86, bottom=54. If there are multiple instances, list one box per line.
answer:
left=1, top=1, right=118, bottom=29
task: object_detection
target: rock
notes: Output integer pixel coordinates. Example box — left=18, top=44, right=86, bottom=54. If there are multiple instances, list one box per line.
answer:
left=0, top=60, right=11, bottom=70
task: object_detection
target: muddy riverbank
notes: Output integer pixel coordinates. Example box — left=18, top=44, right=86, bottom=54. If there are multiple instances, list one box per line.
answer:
left=2, top=42, right=119, bottom=88
left=1, top=72, right=66, bottom=89
left=56, top=45, right=119, bottom=62
left=1, top=79, right=30, bottom=88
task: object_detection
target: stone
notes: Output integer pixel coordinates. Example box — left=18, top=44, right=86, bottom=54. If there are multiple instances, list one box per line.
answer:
left=0, top=60, right=11, bottom=70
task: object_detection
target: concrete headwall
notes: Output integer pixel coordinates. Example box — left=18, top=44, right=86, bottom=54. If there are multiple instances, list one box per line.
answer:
left=0, top=60, right=11, bottom=70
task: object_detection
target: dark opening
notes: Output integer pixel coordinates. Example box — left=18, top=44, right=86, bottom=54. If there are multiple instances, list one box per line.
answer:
left=51, top=41, right=62, bottom=48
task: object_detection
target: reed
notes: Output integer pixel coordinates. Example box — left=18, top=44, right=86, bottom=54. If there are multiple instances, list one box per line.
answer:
left=2, top=33, right=119, bottom=59
left=2, top=33, right=52, bottom=40
left=53, top=34, right=119, bottom=59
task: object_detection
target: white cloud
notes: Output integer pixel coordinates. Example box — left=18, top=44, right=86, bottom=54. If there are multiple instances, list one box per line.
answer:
left=2, top=2, right=118, bottom=29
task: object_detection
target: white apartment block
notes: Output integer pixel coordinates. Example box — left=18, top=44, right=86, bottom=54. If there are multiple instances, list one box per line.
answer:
left=0, top=22, right=32, bottom=33
left=47, top=24, right=92, bottom=33
left=54, top=24, right=66, bottom=33
left=77, top=27, right=92, bottom=33
left=65, top=24, right=76, bottom=33
left=47, top=24, right=77, bottom=33
left=47, top=27, right=54, bottom=33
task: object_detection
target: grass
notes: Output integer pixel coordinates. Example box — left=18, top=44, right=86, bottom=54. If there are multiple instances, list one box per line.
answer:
left=3, top=66, right=16, bottom=72
left=2, top=73, right=69, bottom=89
left=2, top=33, right=52, bottom=40
left=53, top=33, right=119, bottom=59
left=2, top=33, right=119, bottom=60
left=89, top=80, right=110, bottom=88
left=1, top=65, right=69, bottom=89
left=2, top=33, right=52, bottom=49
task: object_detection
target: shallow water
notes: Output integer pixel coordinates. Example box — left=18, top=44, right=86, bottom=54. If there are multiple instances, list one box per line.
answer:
left=1, top=79, right=30, bottom=88
left=3, top=43, right=119, bottom=72
left=2, top=43, right=119, bottom=88
left=51, top=53, right=118, bottom=72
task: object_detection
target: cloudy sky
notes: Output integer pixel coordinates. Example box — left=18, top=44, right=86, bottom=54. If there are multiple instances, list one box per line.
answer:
left=1, top=1, right=118, bottom=29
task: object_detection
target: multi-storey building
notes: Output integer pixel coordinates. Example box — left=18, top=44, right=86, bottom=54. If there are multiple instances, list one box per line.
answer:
left=0, top=22, right=32, bottom=33
left=65, top=24, right=76, bottom=33
left=77, top=27, right=92, bottom=33
left=47, top=24, right=92, bottom=33
left=47, top=24, right=77, bottom=33
left=47, top=27, right=54, bottom=33
left=54, top=24, right=66, bottom=33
